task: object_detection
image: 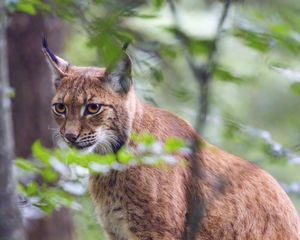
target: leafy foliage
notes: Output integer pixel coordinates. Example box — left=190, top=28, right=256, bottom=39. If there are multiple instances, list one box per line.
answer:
left=16, top=135, right=187, bottom=213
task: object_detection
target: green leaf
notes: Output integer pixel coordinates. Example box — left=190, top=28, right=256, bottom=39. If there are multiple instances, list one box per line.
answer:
left=26, top=182, right=39, bottom=196
left=233, top=28, right=271, bottom=53
left=164, top=138, right=185, bottom=153
left=142, top=134, right=156, bottom=145
left=85, top=153, right=116, bottom=165
left=131, top=133, right=156, bottom=145
left=32, top=141, right=52, bottom=164
left=16, top=158, right=40, bottom=173
left=37, top=187, right=73, bottom=214
left=65, top=150, right=86, bottom=165
left=151, top=68, right=164, bottom=84
left=16, top=2, right=36, bottom=15
left=117, top=147, right=134, bottom=164
left=41, top=168, right=59, bottom=183
left=214, top=67, right=246, bottom=84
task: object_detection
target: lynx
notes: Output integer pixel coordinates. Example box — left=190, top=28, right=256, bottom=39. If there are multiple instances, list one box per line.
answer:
left=43, top=39, right=300, bottom=240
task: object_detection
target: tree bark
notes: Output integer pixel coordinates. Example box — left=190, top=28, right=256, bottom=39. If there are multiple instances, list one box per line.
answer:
left=0, top=1, right=25, bottom=239
left=7, top=12, right=74, bottom=240
left=7, top=13, right=63, bottom=157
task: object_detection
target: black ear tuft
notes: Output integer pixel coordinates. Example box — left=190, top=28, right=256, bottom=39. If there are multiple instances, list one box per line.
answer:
left=42, top=34, right=70, bottom=88
left=108, top=53, right=132, bottom=93
left=42, top=34, right=58, bottom=64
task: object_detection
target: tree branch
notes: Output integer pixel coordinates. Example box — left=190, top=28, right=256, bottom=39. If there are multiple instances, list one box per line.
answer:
left=167, top=1, right=232, bottom=239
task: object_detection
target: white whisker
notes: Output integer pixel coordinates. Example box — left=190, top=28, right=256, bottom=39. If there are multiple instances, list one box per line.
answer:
left=91, top=128, right=122, bottom=155
left=50, top=128, right=63, bottom=145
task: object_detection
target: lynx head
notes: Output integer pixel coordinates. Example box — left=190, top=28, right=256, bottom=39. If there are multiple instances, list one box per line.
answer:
left=43, top=38, right=136, bottom=154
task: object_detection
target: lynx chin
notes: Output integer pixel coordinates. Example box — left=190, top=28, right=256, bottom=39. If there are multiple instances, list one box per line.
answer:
left=43, top=38, right=300, bottom=240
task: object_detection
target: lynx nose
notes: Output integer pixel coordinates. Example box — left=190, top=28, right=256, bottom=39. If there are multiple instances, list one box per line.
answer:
left=65, top=133, right=78, bottom=143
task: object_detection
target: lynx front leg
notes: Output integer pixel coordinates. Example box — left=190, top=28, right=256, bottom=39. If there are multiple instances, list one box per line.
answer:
left=123, top=167, right=186, bottom=240
left=126, top=210, right=183, bottom=240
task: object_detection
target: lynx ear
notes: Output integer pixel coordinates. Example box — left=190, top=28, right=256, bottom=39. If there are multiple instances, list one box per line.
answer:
left=106, top=53, right=132, bottom=93
left=42, top=36, right=69, bottom=88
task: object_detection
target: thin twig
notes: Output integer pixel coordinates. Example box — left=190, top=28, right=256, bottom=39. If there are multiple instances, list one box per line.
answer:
left=196, top=0, right=232, bottom=132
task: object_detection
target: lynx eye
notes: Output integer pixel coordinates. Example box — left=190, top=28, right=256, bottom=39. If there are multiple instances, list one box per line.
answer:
left=85, top=103, right=101, bottom=115
left=52, top=103, right=66, bottom=115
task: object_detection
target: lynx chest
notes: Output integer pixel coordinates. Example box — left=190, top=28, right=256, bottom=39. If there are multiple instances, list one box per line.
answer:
left=89, top=171, right=138, bottom=240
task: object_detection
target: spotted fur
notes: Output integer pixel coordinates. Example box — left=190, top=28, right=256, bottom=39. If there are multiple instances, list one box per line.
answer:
left=44, top=45, right=300, bottom=240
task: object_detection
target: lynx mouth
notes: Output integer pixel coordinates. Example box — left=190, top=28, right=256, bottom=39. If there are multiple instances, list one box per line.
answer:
left=71, top=141, right=96, bottom=150
left=62, top=130, right=126, bottom=154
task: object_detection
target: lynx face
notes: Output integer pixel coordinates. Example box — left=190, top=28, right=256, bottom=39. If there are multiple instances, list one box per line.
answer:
left=43, top=39, right=134, bottom=154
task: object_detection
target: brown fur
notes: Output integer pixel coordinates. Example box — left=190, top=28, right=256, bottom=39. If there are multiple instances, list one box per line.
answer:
left=45, top=50, right=300, bottom=240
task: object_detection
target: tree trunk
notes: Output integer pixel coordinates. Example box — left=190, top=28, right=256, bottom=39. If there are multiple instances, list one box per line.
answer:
left=7, top=12, right=74, bottom=240
left=7, top=13, right=64, bottom=157
left=0, top=1, right=25, bottom=239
